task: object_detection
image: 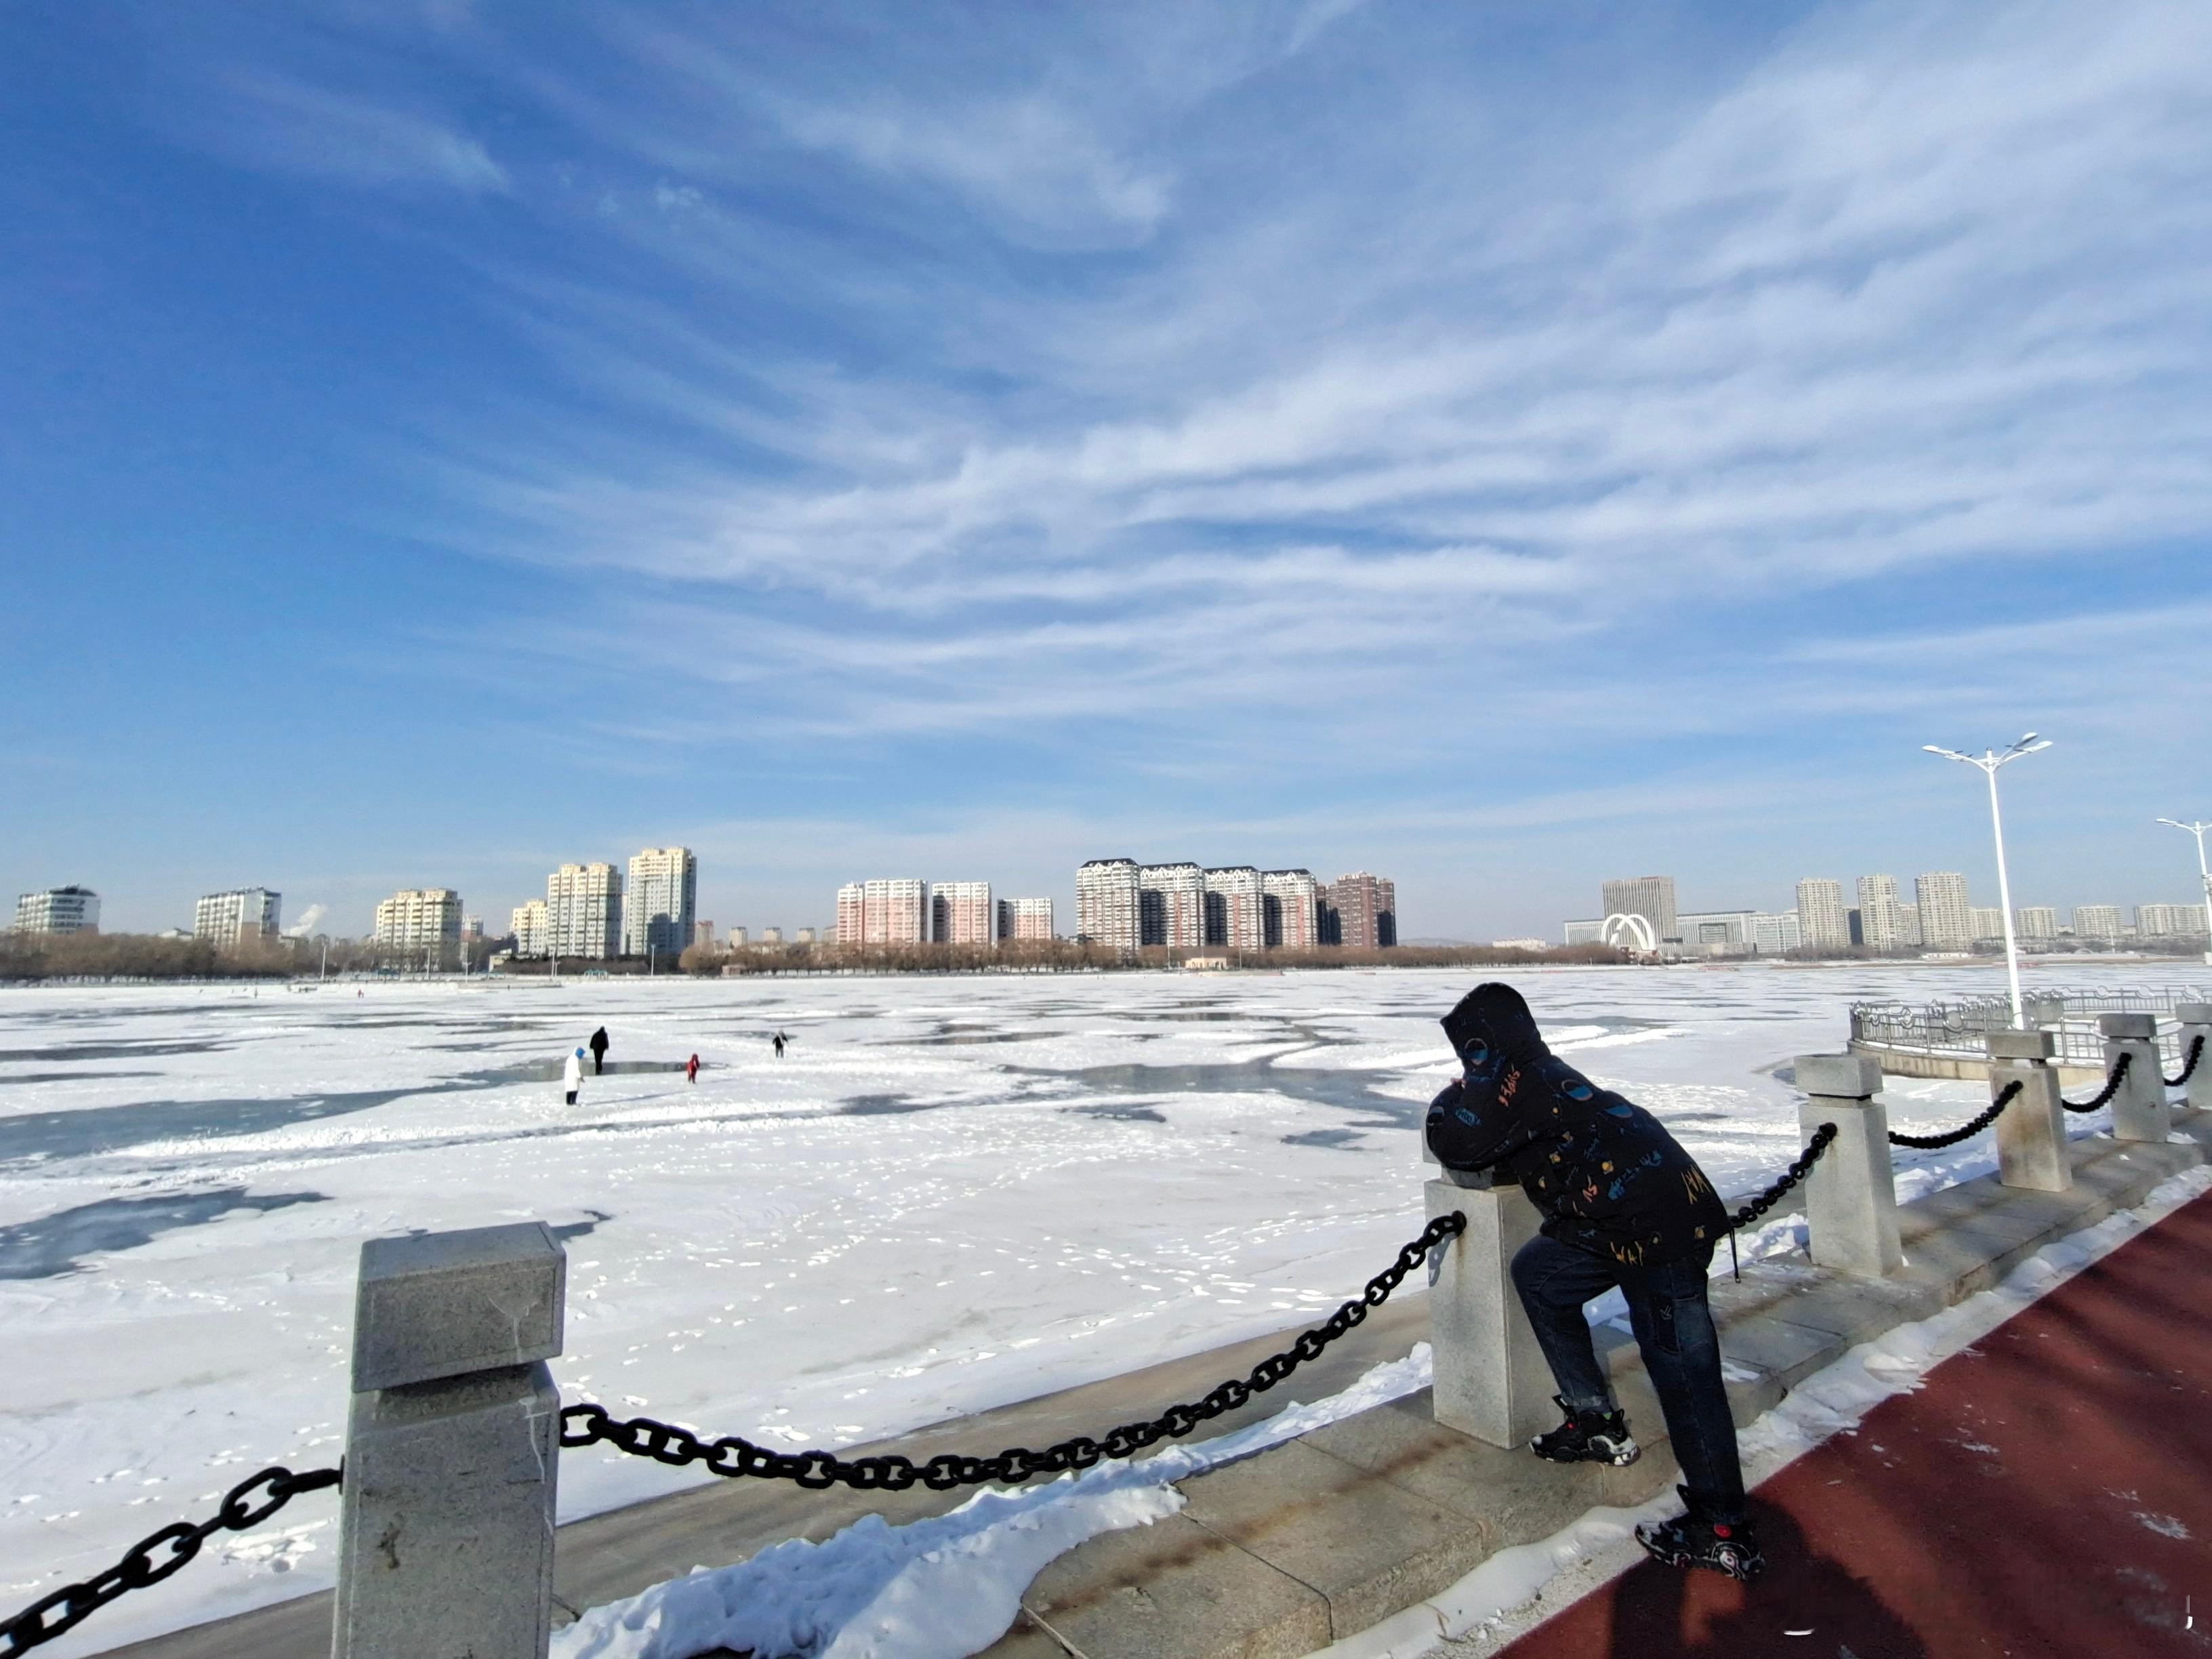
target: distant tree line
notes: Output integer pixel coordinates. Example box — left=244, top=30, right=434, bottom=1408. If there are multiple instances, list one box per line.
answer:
left=0, top=932, right=495, bottom=982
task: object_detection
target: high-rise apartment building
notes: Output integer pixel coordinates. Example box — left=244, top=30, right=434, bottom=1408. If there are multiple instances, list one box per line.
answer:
left=1601, top=876, right=1678, bottom=945
left=2136, top=903, right=2209, bottom=938
left=1327, top=872, right=1398, bottom=949
left=375, top=888, right=463, bottom=951
left=1261, top=869, right=1321, bottom=949
left=2015, top=906, right=2058, bottom=941
left=2072, top=904, right=2123, bottom=943
left=12, top=886, right=100, bottom=935
left=760, top=927, right=784, bottom=945
left=547, top=863, right=621, bottom=959
left=1138, top=863, right=1205, bottom=949
left=997, top=897, right=1054, bottom=941
left=861, top=878, right=928, bottom=945
left=1969, top=907, right=2006, bottom=942
left=461, top=915, right=485, bottom=942
left=1795, top=878, right=1850, bottom=951
left=836, top=884, right=866, bottom=945
left=1898, top=903, right=1924, bottom=947
left=693, top=920, right=716, bottom=949
left=194, top=888, right=280, bottom=950
left=511, top=899, right=549, bottom=958
left=933, top=881, right=995, bottom=947
left=623, top=847, right=697, bottom=960
left=1203, top=867, right=1265, bottom=950
left=1914, top=872, right=1973, bottom=951
left=1856, top=875, right=1904, bottom=950
left=1076, top=859, right=1141, bottom=948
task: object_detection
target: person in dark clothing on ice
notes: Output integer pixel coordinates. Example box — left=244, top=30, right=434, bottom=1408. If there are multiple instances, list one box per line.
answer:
left=772, top=1031, right=787, bottom=1059
left=588, top=1027, right=610, bottom=1076
left=1425, top=983, right=1761, bottom=1582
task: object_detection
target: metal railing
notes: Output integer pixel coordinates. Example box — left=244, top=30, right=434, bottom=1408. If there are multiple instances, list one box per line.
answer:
left=1849, top=987, right=2207, bottom=1070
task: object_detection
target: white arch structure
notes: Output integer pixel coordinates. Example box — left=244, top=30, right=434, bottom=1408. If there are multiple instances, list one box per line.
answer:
left=1600, top=912, right=1658, bottom=953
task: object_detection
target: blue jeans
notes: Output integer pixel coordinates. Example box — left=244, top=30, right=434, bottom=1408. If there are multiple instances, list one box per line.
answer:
left=1510, top=1231, right=1746, bottom=1523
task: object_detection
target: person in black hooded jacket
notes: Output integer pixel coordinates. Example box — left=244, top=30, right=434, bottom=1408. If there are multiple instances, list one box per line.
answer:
left=1426, top=983, right=1762, bottom=1582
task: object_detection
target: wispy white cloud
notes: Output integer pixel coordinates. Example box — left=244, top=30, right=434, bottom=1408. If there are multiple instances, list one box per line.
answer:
left=211, top=73, right=509, bottom=193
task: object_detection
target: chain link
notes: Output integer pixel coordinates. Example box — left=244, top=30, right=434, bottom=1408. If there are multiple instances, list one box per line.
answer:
left=1889, top=1080, right=2024, bottom=1150
left=2165, top=1033, right=2205, bottom=1090
left=561, top=1213, right=1467, bottom=1492
left=1727, top=1122, right=1837, bottom=1231
left=2060, top=1050, right=2131, bottom=1113
left=0, top=1466, right=340, bottom=1657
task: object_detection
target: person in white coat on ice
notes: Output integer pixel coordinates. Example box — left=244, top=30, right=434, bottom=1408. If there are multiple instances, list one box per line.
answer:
left=562, top=1046, right=586, bottom=1106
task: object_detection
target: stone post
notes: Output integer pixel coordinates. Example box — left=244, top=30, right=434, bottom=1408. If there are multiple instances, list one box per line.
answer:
left=1793, top=1052, right=1902, bottom=1277
left=335, top=1223, right=567, bottom=1659
left=2099, top=1013, right=2170, bottom=1144
left=1425, top=1165, right=1555, bottom=1449
left=1987, top=1029, right=2070, bottom=1192
left=2175, top=1002, right=2212, bottom=1111
left=2024, top=994, right=2068, bottom=1029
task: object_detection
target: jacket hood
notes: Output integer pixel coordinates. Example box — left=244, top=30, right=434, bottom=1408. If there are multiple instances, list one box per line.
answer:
left=1441, top=983, right=1549, bottom=1070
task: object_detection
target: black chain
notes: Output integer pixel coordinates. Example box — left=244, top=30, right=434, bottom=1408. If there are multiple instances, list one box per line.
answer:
left=2165, top=1033, right=2205, bottom=1090
left=1889, top=1080, right=2024, bottom=1150
left=0, top=1466, right=340, bottom=1656
left=1727, top=1122, right=1837, bottom=1231
left=560, top=1213, right=1467, bottom=1492
left=2061, top=1050, right=2131, bottom=1113
left=1724, top=1123, right=1837, bottom=1279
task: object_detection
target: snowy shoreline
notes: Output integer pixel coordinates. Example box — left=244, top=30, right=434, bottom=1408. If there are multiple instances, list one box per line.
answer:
left=0, top=963, right=2187, bottom=1654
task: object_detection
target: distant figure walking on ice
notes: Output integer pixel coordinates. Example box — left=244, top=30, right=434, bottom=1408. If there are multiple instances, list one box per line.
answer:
left=563, top=1046, right=586, bottom=1106
left=686, top=1053, right=700, bottom=1084
left=772, top=1031, right=787, bottom=1059
left=589, top=1026, right=610, bottom=1075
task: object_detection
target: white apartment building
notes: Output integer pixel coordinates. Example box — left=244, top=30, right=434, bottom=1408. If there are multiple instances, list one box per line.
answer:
left=933, top=880, right=995, bottom=947
left=1897, top=903, right=1924, bottom=948
left=730, top=927, right=750, bottom=947
left=547, top=863, right=622, bottom=960
left=374, top=888, right=463, bottom=950
left=511, top=899, right=550, bottom=958
left=795, top=927, right=819, bottom=945
left=1139, top=863, right=1206, bottom=949
left=1857, top=875, right=1904, bottom=950
left=462, top=915, right=485, bottom=941
left=623, top=847, right=697, bottom=960
left=2072, top=904, right=2123, bottom=943
left=1076, top=859, right=1141, bottom=949
left=1970, top=907, right=2007, bottom=942
left=760, top=926, right=784, bottom=945
left=1203, top=867, right=1265, bottom=951
left=998, top=897, right=1054, bottom=941
left=2015, top=906, right=2058, bottom=941
left=1795, top=878, right=1850, bottom=951
left=13, top=886, right=100, bottom=935
left=836, top=884, right=866, bottom=945
left=2137, top=903, right=2209, bottom=938
left=194, top=888, right=280, bottom=950
left=1262, top=869, right=1321, bottom=949
left=1914, top=872, right=1973, bottom=951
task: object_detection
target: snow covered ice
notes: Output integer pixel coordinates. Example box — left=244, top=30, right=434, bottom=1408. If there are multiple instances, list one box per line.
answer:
left=0, top=962, right=2182, bottom=1652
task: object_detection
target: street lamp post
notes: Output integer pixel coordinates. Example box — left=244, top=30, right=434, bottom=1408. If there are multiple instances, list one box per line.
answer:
left=2155, top=819, right=2212, bottom=966
left=1924, top=734, right=2051, bottom=1029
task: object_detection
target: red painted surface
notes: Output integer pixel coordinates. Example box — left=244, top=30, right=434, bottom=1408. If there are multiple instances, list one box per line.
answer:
left=1499, top=1187, right=2212, bottom=1658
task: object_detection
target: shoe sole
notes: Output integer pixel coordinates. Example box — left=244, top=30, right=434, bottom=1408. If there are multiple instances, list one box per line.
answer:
left=1635, top=1534, right=1763, bottom=1583
left=1532, top=1440, right=1640, bottom=1468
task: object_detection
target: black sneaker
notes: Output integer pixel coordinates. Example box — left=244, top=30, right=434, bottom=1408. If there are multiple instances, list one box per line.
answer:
left=1530, top=1395, right=1640, bottom=1467
left=1636, top=1488, right=1764, bottom=1582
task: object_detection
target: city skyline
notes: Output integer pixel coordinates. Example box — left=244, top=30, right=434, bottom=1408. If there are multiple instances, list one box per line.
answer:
left=4, top=3, right=2207, bottom=947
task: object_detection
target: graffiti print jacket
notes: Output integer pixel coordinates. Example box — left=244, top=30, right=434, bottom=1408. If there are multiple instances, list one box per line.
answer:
left=1424, top=983, right=1726, bottom=1268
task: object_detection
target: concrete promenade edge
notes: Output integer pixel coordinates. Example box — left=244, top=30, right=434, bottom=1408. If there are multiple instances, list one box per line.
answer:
left=103, top=1112, right=2212, bottom=1659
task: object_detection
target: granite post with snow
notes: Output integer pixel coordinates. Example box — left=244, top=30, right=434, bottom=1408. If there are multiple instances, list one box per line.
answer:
left=2100, top=1012, right=2169, bottom=1143
left=1988, top=1028, right=2071, bottom=1193
left=1424, top=1166, right=1555, bottom=1448
left=1794, top=1052, right=1902, bottom=1277
left=2175, top=1002, right=2212, bottom=1110
left=334, top=1222, right=567, bottom=1659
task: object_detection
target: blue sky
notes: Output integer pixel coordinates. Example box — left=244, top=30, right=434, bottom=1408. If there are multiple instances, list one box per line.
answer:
left=3, top=0, right=2208, bottom=941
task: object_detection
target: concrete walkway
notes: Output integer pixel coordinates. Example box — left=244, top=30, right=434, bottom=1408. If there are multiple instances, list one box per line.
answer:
left=1494, top=1181, right=2212, bottom=1658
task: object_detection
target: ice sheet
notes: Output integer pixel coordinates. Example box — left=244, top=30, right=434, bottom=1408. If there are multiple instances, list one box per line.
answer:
left=0, top=962, right=2182, bottom=1652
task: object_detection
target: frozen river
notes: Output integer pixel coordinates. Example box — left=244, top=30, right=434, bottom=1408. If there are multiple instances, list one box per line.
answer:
left=0, top=961, right=2194, bottom=1652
